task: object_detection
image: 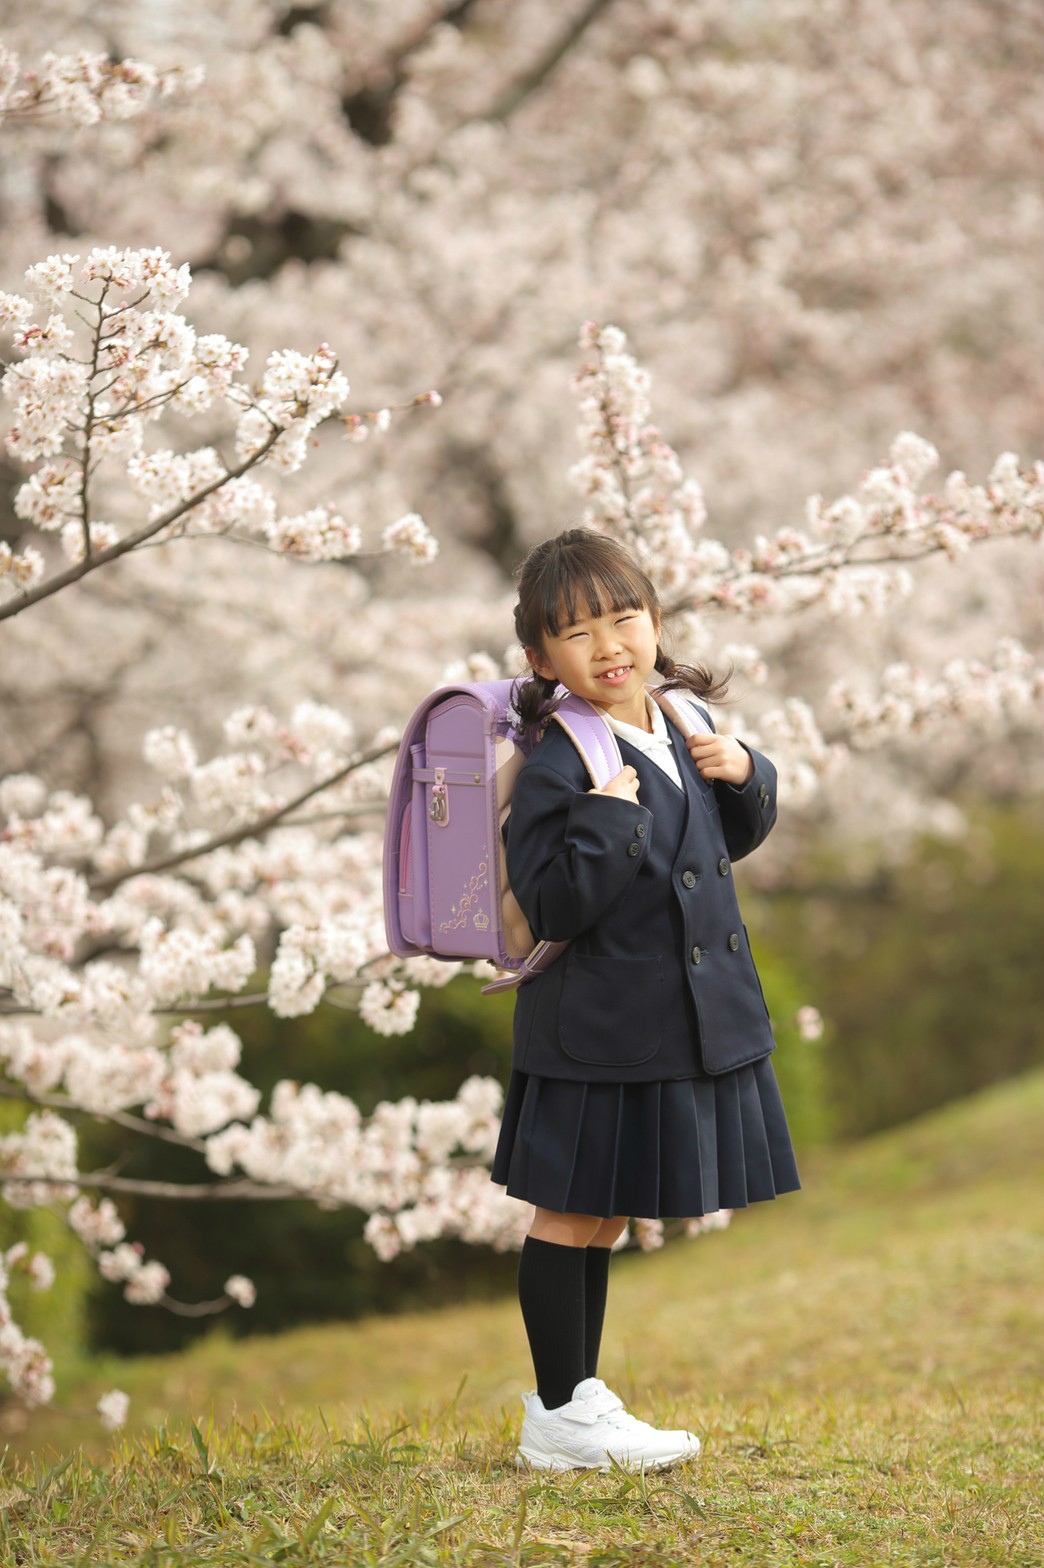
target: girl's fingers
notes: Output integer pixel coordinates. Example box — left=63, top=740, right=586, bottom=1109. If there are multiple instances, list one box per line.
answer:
left=690, top=747, right=722, bottom=767
left=688, top=737, right=730, bottom=765
left=595, top=765, right=640, bottom=800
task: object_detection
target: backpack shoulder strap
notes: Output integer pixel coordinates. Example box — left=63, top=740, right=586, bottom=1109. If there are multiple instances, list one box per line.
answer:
left=479, top=692, right=628, bottom=997
left=544, top=687, right=715, bottom=786
left=548, top=693, right=623, bottom=789
left=649, top=686, right=715, bottom=738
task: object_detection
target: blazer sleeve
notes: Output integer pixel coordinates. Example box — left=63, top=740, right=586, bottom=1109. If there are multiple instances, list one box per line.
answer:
left=713, top=743, right=778, bottom=860
left=505, top=761, right=653, bottom=942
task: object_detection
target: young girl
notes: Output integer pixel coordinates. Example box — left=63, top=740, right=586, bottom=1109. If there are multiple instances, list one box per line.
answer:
left=490, top=528, right=800, bottom=1472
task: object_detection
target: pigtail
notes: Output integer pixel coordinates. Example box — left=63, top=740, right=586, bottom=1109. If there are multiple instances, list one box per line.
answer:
left=654, top=648, right=733, bottom=705
left=513, top=672, right=562, bottom=735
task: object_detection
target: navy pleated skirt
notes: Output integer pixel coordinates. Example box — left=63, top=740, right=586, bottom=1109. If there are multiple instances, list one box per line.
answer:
left=490, top=1059, right=801, bottom=1219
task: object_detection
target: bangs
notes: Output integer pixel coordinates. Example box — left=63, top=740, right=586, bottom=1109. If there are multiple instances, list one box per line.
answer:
left=532, top=548, right=650, bottom=640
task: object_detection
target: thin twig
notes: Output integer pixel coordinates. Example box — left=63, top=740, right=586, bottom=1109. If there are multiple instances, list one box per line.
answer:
left=0, top=1079, right=208, bottom=1153
left=2, top=1170, right=309, bottom=1201
left=148, top=992, right=273, bottom=1015
left=160, top=1293, right=238, bottom=1318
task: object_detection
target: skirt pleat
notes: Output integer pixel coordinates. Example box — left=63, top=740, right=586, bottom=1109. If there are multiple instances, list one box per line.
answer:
left=490, top=1059, right=800, bottom=1219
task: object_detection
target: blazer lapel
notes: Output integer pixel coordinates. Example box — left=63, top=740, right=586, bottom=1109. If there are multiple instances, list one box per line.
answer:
left=664, top=708, right=717, bottom=818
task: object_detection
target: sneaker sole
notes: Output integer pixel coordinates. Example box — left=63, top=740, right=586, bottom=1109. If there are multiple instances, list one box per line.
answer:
left=515, top=1444, right=695, bottom=1473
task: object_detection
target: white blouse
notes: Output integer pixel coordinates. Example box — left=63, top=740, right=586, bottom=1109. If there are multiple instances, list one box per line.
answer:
left=604, top=693, right=683, bottom=790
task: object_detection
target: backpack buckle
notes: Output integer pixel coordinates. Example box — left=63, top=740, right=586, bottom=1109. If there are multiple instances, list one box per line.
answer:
left=429, top=767, right=449, bottom=826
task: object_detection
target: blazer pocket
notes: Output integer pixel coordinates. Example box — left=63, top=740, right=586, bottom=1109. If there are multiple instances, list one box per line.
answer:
left=558, top=953, right=663, bottom=1067
left=743, top=924, right=772, bottom=1022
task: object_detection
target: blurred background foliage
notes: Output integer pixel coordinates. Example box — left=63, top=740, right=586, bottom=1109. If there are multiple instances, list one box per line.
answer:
left=19, top=796, right=1030, bottom=1359
left=0, top=1102, right=91, bottom=1355
left=760, top=796, right=1044, bottom=1138
left=77, top=978, right=521, bottom=1357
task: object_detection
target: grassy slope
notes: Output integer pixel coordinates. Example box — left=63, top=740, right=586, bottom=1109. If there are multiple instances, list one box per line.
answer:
left=1, top=1070, right=1042, bottom=1565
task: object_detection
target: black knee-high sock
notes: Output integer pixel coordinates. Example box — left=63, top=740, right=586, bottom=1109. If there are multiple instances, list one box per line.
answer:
left=517, top=1236, right=587, bottom=1410
left=584, top=1244, right=612, bottom=1379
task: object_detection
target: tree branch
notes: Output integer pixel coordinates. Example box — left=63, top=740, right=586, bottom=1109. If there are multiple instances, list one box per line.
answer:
left=340, top=0, right=480, bottom=147
left=3, top=1169, right=309, bottom=1201
left=653, top=512, right=1043, bottom=620
left=485, top=0, right=621, bottom=123
left=150, top=991, right=274, bottom=1015
left=78, top=285, right=110, bottom=557
left=88, top=737, right=397, bottom=893
left=0, top=1079, right=209, bottom=1153
left=0, top=423, right=282, bottom=623
left=160, top=1292, right=239, bottom=1318
left=0, top=991, right=273, bottom=1017
left=730, top=516, right=1042, bottom=586
left=0, top=972, right=384, bottom=1019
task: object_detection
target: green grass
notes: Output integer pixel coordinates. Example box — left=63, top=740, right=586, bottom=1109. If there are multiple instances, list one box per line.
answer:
left=2, top=1071, right=1043, bottom=1565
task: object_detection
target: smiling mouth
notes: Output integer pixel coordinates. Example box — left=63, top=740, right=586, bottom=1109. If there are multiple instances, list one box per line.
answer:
left=597, top=665, right=632, bottom=682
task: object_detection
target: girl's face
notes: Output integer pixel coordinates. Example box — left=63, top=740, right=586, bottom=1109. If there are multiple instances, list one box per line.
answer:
left=526, top=600, right=661, bottom=729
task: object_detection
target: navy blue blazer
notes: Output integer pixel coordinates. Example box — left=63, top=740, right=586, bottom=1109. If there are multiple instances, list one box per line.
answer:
left=505, top=704, right=778, bottom=1083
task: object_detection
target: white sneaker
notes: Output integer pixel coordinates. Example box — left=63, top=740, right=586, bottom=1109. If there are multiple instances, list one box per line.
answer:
left=515, top=1376, right=701, bottom=1472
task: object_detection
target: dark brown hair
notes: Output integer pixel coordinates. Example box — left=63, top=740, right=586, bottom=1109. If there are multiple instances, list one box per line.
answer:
left=512, top=528, right=730, bottom=732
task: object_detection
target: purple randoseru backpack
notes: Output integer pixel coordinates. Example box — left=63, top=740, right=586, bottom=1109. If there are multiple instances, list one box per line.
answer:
left=382, top=679, right=711, bottom=995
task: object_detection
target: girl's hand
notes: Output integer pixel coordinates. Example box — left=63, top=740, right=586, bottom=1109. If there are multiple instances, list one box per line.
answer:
left=686, top=732, right=754, bottom=786
left=591, top=765, right=641, bottom=803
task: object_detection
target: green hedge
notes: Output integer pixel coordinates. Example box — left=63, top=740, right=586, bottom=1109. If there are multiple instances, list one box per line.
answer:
left=81, top=939, right=827, bottom=1355
left=0, top=1101, right=91, bottom=1365
left=759, top=799, right=1044, bottom=1137
left=81, top=978, right=520, bottom=1355
left=13, top=802, right=1041, bottom=1359
left=745, top=941, right=832, bottom=1149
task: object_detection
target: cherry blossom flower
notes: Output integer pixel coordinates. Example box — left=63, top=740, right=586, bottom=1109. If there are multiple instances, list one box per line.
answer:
left=795, top=1007, right=825, bottom=1043
left=97, top=1389, right=130, bottom=1431
left=224, top=1275, right=256, bottom=1308
left=381, top=513, right=439, bottom=564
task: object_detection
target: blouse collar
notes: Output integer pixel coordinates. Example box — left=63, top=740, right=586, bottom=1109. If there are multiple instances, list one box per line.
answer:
left=604, top=693, right=677, bottom=762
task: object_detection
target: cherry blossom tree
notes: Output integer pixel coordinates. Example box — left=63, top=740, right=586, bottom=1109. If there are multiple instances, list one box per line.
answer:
left=3, top=281, right=1040, bottom=1418
left=1, top=7, right=1043, bottom=1422
left=566, top=323, right=1044, bottom=878
left=3, top=0, right=1042, bottom=839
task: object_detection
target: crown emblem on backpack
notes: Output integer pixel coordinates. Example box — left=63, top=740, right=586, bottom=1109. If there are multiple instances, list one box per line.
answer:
left=472, top=910, right=490, bottom=931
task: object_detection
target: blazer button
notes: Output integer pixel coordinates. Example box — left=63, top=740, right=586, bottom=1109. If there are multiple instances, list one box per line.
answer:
left=635, top=824, right=647, bottom=838
left=718, top=857, right=730, bottom=876
left=691, top=945, right=702, bottom=964
left=627, top=842, right=640, bottom=857
left=728, top=932, right=740, bottom=951
left=682, top=869, right=697, bottom=888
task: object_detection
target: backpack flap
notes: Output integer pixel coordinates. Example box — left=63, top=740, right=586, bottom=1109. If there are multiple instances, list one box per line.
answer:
left=384, top=681, right=535, bottom=969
